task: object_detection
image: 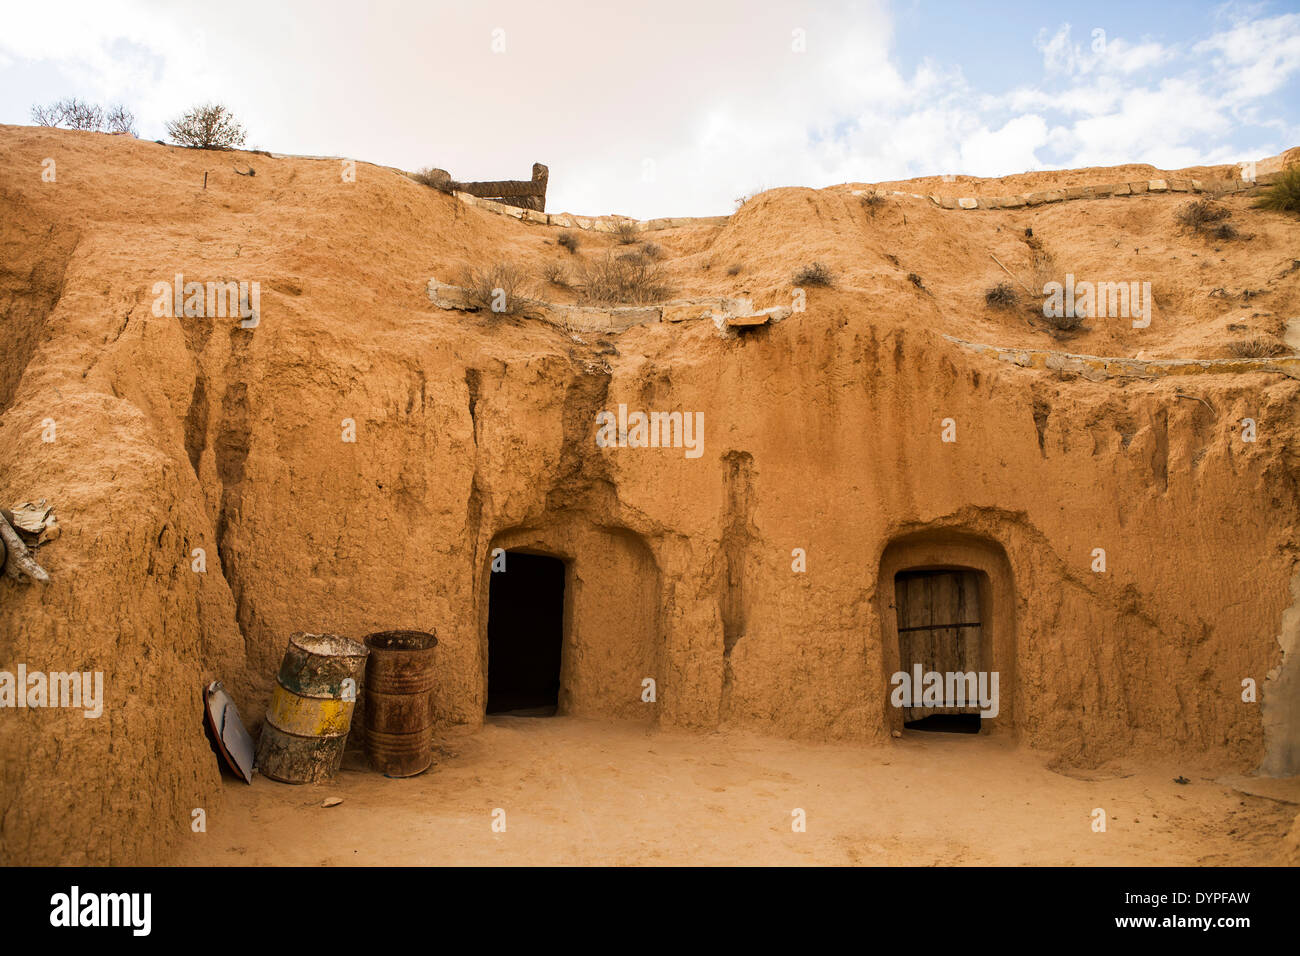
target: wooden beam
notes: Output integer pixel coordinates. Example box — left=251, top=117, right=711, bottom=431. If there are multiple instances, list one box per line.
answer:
left=0, top=512, right=49, bottom=583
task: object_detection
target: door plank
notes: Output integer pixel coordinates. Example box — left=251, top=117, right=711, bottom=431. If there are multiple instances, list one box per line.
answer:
left=896, top=570, right=985, bottom=719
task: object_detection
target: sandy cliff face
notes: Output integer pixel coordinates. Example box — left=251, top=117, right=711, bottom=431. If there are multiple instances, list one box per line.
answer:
left=1, top=127, right=1296, bottom=863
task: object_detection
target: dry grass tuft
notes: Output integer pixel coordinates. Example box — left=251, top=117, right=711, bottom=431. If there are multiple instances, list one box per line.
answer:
left=792, top=261, right=834, bottom=287
left=1027, top=243, right=1057, bottom=292
left=1227, top=335, right=1286, bottom=358
left=461, top=261, right=534, bottom=316
left=985, top=282, right=1019, bottom=308
left=541, top=263, right=569, bottom=287
left=1253, top=167, right=1300, bottom=215
left=1175, top=200, right=1232, bottom=234
left=577, top=251, right=674, bottom=305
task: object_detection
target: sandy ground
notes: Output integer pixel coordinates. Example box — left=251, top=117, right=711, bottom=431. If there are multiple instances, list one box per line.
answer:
left=179, top=717, right=1298, bottom=866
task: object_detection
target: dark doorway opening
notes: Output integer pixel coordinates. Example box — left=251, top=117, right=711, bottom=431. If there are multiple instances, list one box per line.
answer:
left=904, top=713, right=983, bottom=733
left=487, top=551, right=565, bottom=716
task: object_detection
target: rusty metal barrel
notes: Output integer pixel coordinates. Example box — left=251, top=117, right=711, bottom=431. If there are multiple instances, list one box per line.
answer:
left=363, top=629, right=438, bottom=777
left=256, top=632, right=369, bottom=784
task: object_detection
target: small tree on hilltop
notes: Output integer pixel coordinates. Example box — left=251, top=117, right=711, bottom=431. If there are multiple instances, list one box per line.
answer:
left=105, top=105, right=138, bottom=136
left=166, top=103, right=247, bottom=149
left=60, top=98, right=104, bottom=131
left=31, top=101, right=65, bottom=127
left=31, top=97, right=136, bottom=133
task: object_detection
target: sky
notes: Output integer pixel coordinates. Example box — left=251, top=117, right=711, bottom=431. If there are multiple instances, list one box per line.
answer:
left=1, top=0, right=1298, bottom=218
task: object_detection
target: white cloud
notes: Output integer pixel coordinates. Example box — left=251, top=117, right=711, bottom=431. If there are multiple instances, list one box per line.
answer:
left=1035, top=23, right=1173, bottom=78
left=960, top=115, right=1050, bottom=175
left=1193, top=12, right=1300, bottom=103
left=1, top=1, right=1296, bottom=215
left=1015, top=12, right=1299, bottom=171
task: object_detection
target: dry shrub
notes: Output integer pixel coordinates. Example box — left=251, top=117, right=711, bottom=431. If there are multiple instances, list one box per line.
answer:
left=30, top=102, right=64, bottom=127
left=559, top=312, right=590, bottom=341
left=1043, top=311, right=1085, bottom=332
left=105, top=105, right=137, bottom=136
left=1032, top=243, right=1082, bottom=331
left=792, top=261, right=834, bottom=287
left=31, top=98, right=136, bottom=135
left=1176, top=199, right=1231, bottom=232
left=1028, top=246, right=1058, bottom=292
left=557, top=231, right=580, bottom=253
left=1253, top=167, right=1300, bottom=215
left=860, top=193, right=885, bottom=216
left=726, top=263, right=743, bottom=276
left=32, top=98, right=101, bottom=130
left=577, top=251, right=674, bottom=305
left=1227, top=335, right=1286, bottom=358
left=907, top=272, right=925, bottom=289
left=461, top=261, right=534, bottom=316
left=985, top=282, right=1019, bottom=308
left=541, top=263, right=569, bottom=287
left=61, top=99, right=104, bottom=131
left=166, top=103, right=247, bottom=149
left=612, top=220, right=640, bottom=245
left=639, top=241, right=663, bottom=261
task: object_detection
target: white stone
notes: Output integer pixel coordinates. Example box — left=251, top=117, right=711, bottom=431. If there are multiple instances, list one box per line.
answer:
left=427, top=280, right=476, bottom=311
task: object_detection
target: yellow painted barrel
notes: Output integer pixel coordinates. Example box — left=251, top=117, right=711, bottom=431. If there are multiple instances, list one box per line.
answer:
left=266, top=685, right=355, bottom=736
left=255, top=633, right=368, bottom=784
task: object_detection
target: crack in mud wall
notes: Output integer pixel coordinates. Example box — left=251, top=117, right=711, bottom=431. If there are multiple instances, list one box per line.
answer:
left=214, top=330, right=252, bottom=589
left=183, top=372, right=209, bottom=476
left=1031, top=396, right=1050, bottom=457
left=719, top=450, right=756, bottom=710
left=546, top=355, right=615, bottom=515
left=0, top=202, right=78, bottom=414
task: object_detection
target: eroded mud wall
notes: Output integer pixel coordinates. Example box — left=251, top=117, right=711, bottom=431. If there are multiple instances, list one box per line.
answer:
left=2, top=129, right=1296, bottom=865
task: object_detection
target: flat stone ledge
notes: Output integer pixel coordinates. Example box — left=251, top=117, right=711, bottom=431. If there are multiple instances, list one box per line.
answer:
left=662, top=301, right=719, bottom=323
left=427, top=280, right=789, bottom=334
left=726, top=306, right=793, bottom=329
left=945, top=334, right=1300, bottom=382
left=837, top=164, right=1295, bottom=214
left=427, top=279, right=476, bottom=311
left=726, top=313, right=771, bottom=328
left=442, top=189, right=733, bottom=234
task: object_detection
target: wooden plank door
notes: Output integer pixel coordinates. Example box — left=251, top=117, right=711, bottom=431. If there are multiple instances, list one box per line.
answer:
left=895, top=570, right=982, bottom=721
